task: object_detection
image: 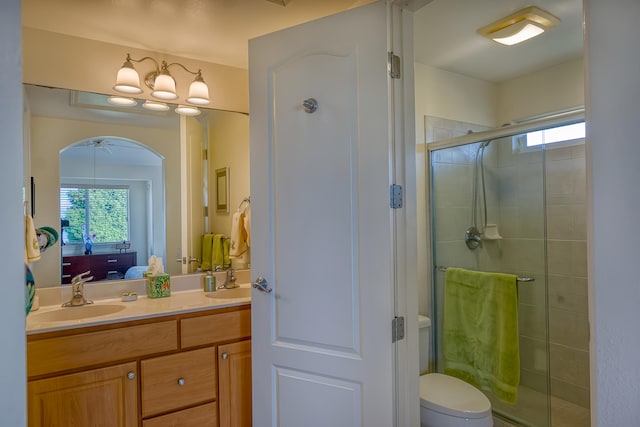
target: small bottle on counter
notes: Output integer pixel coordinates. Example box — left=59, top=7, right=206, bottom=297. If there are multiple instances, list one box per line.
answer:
left=203, top=272, right=216, bottom=292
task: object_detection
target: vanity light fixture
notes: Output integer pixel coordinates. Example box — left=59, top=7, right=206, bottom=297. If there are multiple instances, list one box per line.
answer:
left=112, top=53, right=211, bottom=108
left=174, top=104, right=201, bottom=116
left=107, top=96, right=137, bottom=107
left=142, top=100, right=170, bottom=112
left=477, top=6, right=560, bottom=46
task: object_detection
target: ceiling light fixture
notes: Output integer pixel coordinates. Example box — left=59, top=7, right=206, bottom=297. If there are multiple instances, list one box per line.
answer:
left=477, top=6, right=560, bottom=46
left=112, top=54, right=211, bottom=112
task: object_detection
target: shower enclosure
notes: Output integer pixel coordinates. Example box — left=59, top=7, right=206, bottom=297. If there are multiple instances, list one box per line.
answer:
left=427, top=113, right=589, bottom=427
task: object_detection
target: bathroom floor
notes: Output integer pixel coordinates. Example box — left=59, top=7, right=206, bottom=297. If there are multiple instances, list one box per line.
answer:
left=490, top=385, right=590, bottom=427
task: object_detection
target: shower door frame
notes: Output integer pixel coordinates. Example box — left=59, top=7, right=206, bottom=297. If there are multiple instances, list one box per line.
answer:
left=425, top=109, right=585, bottom=427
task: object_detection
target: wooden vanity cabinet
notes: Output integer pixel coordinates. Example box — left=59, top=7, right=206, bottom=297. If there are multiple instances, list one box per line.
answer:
left=27, top=305, right=251, bottom=427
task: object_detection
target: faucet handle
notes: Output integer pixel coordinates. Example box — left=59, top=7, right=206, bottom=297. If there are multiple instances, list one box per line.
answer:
left=72, top=271, right=94, bottom=285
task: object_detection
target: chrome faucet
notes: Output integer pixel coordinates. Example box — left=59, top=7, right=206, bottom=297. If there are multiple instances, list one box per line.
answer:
left=218, top=268, right=238, bottom=289
left=62, top=271, right=94, bottom=307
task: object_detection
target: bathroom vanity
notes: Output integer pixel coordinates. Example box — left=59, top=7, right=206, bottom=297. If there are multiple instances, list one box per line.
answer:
left=26, top=276, right=252, bottom=427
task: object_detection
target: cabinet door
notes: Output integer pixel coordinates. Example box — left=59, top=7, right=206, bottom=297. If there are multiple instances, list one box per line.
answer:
left=218, top=340, right=252, bottom=427
left=28, top=362, right=138, bottom=427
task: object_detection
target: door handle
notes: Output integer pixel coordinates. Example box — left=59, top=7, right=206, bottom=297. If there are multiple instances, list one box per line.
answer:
left=252, top=277, right=272, bottom=293
left=175, top=257, right=200, bottom=264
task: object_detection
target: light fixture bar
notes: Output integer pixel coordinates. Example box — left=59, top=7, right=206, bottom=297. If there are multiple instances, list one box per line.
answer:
left=112, top=54, right=211, bottom=108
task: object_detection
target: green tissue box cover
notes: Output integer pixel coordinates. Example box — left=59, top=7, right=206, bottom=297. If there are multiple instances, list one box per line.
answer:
left=146, top=274, right=171, bottom=298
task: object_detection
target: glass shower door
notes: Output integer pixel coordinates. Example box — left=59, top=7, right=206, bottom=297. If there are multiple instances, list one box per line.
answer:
left=430, top=134, right=550, bottom=427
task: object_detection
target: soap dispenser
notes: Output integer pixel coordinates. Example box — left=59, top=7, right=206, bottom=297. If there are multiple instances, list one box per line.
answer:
left=203, top=271, right=216, bottom=292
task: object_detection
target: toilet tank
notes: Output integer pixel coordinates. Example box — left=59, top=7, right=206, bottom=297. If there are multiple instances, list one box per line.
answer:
left=418, top=315, right=432, bottom=374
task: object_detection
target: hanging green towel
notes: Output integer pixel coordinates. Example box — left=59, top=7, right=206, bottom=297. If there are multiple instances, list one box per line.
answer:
left=223, top=238, right=231, bottom=267
left=200, top=234, right=214, bottom=271
left=443, top=267, right=520, bottom=404
left=212, top=234, right=226, bottom=269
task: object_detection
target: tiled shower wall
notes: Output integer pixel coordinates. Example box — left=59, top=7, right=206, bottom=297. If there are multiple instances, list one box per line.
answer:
left=428, top=116, right=589, bottom=412
left=545, top=144, right=589, bottom=408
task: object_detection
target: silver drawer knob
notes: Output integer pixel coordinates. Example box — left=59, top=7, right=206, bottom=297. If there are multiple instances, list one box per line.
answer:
left=178, top=378, right=186, bottom=386
left=221, top=353, right=228, bottom=360
left=127, top=371, right=135, bottom=380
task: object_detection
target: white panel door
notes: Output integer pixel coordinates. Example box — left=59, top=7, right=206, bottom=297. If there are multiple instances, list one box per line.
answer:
left=249, top=2, right=397, bottom=426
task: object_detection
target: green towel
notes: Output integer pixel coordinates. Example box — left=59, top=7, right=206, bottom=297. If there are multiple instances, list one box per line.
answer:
left=212, top=234, right=225, bottom=269
left=223, top=238, right=230, bottom=267
left=443, top=267, right=520, bottom=404
left=200, top=234, right=214, bottom=271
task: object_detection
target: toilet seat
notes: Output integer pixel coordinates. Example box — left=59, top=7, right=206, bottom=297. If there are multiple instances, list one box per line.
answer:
left=420, top=373, right=492, bottom=419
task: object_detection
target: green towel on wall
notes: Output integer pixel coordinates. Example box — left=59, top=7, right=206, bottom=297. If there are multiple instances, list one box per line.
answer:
left=212, top=234, right=226, bottom=269
left=200, top=234, right=214, bottom=271
left=443, top=267, right=520, bottom=404
left=223, top=238, right=231, bottom=267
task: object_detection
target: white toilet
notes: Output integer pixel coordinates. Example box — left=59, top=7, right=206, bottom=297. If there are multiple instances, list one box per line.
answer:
left=418, top=315, right=493, bottom=427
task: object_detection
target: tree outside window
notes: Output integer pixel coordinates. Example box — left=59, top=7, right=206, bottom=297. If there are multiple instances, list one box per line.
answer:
left=60, top=186, right=130, bottom=245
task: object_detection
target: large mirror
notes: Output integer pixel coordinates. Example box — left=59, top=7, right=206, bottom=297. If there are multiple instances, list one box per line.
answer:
left=24, top=84, right=250, bottom=287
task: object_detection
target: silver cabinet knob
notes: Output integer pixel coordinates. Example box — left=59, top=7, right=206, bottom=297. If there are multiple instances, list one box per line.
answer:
left=221, top=353, right=228, bottom=360
left=178, top=377, right=185, bottom=386
left=127, top=371, right=135, bottom=380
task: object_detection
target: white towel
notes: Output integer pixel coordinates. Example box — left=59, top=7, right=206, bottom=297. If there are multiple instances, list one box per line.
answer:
left=229, top=211, right=248, bottom=258
left=243, top=207, right=251, bottom=248
left=25, top=214, right=41, bottom=263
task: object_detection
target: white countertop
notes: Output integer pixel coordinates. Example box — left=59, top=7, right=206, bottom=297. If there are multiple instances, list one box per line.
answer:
left=27, top=271, right=251, bottom=335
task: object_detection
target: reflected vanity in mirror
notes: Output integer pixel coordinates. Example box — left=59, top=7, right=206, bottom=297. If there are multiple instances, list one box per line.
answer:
left=24, top=84, right=250, bottom=288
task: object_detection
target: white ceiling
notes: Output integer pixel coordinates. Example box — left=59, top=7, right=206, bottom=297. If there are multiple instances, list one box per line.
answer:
left=23, top=0, right=583, bottom=82
left=413, top=0, right=583, bottom=82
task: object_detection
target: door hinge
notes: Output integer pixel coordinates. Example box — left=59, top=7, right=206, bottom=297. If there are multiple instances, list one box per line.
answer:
left=388, top=52, right=401, bottom=79
left=392, top=316, right=405, bottom=343
left=203, top=206, right=209, bottom=217
left=202, top=148, right=208, bottom=161
left=390, top=184, right=403, bottom=209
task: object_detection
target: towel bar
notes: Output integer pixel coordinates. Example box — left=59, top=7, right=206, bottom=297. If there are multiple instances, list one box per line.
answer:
left=435, top=266, right=535, bottom=283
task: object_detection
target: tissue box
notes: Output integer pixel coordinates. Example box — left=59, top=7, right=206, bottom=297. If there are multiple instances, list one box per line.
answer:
left=146, top=274, right=171, bottom=298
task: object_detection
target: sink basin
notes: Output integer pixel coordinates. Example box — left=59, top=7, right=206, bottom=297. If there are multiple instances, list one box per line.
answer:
left=30, top=304, right=126, bottom=322
left=205, top=287, right=251, bottom=299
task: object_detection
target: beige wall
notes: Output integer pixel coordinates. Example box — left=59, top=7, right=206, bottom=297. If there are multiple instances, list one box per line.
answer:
left=497, top=58, right=584, bottom=125
left=28, top=115, right=180, bottom=285
left=23, top=27, right=249, bottom=114
left=414, top=62, right=498, bottom=144
left=207, top=110, right=250, bottom=267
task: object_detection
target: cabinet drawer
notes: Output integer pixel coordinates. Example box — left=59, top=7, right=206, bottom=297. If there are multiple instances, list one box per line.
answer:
left=61, top=257, right=90, bottom=284
left=28, top=321, right=178, bottom=378
left=93, top=252, right=136, bottom=267
left=141, top=347, right=217, bottom=418
left=181, top=309, right=251, bottom=348
left=142, top=402, right=217, bottom=427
